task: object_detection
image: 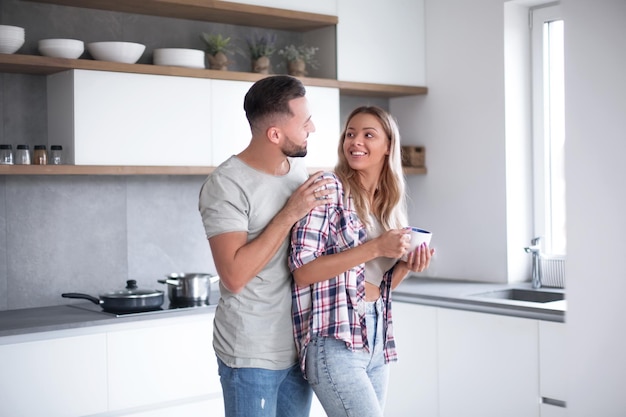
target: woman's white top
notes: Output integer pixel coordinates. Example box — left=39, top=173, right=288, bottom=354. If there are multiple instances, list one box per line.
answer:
left=364, top=215, right=397, bottom=286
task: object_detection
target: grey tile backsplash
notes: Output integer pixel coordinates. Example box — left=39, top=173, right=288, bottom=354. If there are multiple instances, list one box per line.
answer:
left=0, top=175, right=215, bottom=310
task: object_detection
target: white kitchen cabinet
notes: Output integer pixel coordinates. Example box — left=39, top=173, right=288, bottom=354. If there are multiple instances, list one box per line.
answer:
left=539, top=321, right=567, bottom=416
left=438, top=308, right=540, bottom=417
left=540, top=404, right=567, bottom=417
left=210, top=79, right=254, bottom=166
left=385, top=302, right=439, bottom=417
left=107, top=315, right=220, bottom=412
left=210, top=80, right=339, bottom=169
left=337, top=0, right=426, bottom=87
left=0, top=333, right=108, bottom=417
left=303, top=85, right=340, bottom=169
left=0, top=312, right=222, bottom=417
left=48, top=70, right=213, bottom=166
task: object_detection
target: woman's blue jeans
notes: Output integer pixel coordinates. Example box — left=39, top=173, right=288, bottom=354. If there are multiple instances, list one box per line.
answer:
left=217, top=357, right=312, bottom=417
left=305, top=298, right=389, bottom=417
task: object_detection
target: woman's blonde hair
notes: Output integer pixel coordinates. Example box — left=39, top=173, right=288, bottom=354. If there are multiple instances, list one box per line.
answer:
left=335, top=106, right=407, bottom=230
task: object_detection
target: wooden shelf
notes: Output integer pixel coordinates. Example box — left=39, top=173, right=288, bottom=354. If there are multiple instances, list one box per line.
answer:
left=25, top=0, right=338, bottom=31
left=402, top=166, right=428, bottom=175
left=0, top=54, right=427, bottom=97
left=0, top=165, right=215, bottom=175
left=0, top=165, right=426, bottom=176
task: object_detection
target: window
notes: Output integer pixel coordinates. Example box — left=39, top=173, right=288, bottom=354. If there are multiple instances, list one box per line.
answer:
left=532, top=5, right=566, bottom=255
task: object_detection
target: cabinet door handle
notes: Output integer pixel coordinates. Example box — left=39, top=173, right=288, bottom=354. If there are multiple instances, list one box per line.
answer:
left=542, top=397, right=567, bottom=408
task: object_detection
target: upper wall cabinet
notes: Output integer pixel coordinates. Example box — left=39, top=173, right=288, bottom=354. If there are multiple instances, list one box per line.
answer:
left=46, top=71, right=340, bottom=169
left=337, top=0, right=426, bottom=87
left=301, top=85, right=340, bottom=169
left=48, top=70, right=213, bottom=166
left=210, top=80, right=339, bottom=168
left=210, top=80, right=254, bottom=166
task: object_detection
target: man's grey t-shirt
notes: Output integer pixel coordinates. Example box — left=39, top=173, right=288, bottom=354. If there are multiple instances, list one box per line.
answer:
left=199, top=155, right=309, bottom=370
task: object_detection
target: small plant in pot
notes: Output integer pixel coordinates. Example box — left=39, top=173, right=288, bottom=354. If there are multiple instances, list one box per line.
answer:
left=278, top=44, right=319, bottom=77
left=243, top=32, right=277, bottom=74
left=201, top=32, right=233, bottom=70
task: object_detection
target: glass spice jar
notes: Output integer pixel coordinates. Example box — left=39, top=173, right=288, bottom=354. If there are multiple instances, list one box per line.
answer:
left=49, top=145, right=63, bottom=165
left=0, top=144, right=14, bottom=165
left=33, top=145, right=47, bottom=165
left=15, top=144, right=31, bottom=165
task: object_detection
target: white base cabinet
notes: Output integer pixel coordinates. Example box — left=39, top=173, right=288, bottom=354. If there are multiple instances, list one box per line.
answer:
left=385, top=303, right=439, bottom=416
left=386, top=302, right=566, bottom=417
left=438, top=308, right=540, bottom=417
left=539, top=321, right=567, bottom=416
left=107, top=316, right=219, bottom=412
left=0, top=312, right=221, bottom=417
left=0, top=333, right=108, bottom=417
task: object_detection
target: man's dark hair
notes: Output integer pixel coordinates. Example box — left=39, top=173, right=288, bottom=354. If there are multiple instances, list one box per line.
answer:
left=244, top=75, right=306, bottom=130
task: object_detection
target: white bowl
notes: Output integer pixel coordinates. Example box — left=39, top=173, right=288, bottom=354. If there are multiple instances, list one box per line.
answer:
left=0, top=25, right=25, bottom=38
left=0, top=25, right=25, bottom=54
left=153, top=48, right=204, bottom=69
left=38, top=38, right=84, bottom=59
left=87, top=41, right=145, bottom=64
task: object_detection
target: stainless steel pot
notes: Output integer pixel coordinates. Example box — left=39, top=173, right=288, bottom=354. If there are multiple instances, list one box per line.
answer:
left=158, top=273, right=219, bottom=305
left=62, top=280, right=164, bottom=313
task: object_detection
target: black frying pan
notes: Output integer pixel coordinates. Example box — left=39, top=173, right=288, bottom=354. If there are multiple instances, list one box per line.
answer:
left=62, top=280, right=164, bottom=313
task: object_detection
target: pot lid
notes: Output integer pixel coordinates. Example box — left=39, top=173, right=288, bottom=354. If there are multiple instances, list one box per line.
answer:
left=102, top=280, right=163, bottom=299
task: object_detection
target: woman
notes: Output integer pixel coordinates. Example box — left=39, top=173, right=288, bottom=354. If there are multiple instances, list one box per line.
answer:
left=289, top=106, right=434, bottom=417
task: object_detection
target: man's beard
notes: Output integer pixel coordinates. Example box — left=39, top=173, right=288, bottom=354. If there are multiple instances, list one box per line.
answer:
left=281, top=135, right=308, bottom=158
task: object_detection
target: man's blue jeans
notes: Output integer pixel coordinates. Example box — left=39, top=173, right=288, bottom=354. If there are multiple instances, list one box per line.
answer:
left=217, top=357, right=312, bottom=417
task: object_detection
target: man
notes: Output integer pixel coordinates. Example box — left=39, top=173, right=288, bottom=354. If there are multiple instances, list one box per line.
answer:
left=198, top=75, right=333, bottom=417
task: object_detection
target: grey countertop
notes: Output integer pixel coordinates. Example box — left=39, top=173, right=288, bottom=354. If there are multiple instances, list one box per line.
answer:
left=394, top=277, right=565, bottom=322
left=0, top=277, right=564, bottom=340
left=0, top=302, right=217, bottom=339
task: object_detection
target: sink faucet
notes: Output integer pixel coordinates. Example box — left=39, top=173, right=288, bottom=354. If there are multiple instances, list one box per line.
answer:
left=524, top=237, right=542, bottom=289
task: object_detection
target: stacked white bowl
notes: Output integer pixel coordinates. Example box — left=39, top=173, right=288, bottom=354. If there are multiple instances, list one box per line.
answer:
left=87, top=41, right=146, bottom=64
left=153, top=48, right=205, bottom=69
left=0, top=25, right=25, bottom=54
left=38, top=38, right=84, bottom=59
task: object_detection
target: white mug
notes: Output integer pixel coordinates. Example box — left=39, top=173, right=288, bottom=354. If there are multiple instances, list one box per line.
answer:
left=401, top=227, right=432, bottom=261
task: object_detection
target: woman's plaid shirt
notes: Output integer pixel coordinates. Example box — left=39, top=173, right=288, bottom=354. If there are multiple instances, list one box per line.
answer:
left=289, top=172, right=398, bottom=375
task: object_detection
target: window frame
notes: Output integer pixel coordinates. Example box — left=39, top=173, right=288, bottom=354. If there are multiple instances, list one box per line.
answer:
left=531, top=4, right=566, bottom=255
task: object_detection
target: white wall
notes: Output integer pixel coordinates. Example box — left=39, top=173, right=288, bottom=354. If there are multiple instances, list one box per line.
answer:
left=504, top=3, right=534, bottom=283
left=564, top=0, right=626, bottom=415
left=394, top=0, right=626, bottom=413
left=391, top=0, right=510, bottom=283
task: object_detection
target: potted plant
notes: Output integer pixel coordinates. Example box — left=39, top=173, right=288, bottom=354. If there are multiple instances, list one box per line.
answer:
left=201, top=32, right=233, bottom=70
left=244, top=32, right=277, bottom=74
left=278, top=44, right=319, bottom=77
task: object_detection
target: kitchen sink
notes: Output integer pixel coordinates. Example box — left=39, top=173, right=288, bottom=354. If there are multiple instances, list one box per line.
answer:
left=470, top=288, right=565, bottom=303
